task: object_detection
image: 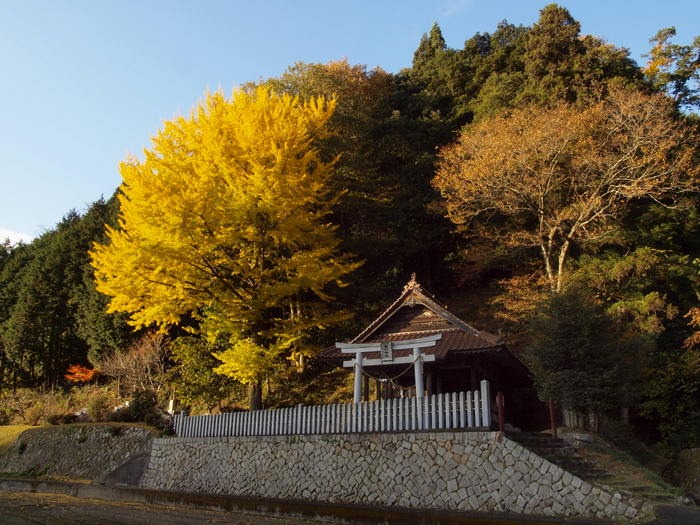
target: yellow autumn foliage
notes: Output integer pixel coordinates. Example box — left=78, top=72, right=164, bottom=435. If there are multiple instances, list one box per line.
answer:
left=91, top=86, right=360, bottom=386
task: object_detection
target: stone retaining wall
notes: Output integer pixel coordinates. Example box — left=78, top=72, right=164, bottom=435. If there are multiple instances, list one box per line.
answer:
left=0, top=424, right=154, bottom=482
left=141, top=431, right=653, bottom=523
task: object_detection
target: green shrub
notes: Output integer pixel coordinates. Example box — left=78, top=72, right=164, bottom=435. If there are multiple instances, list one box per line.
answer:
left=86, top=394, right=110, bottom=422
left=128, top=390, right=157, bottom=421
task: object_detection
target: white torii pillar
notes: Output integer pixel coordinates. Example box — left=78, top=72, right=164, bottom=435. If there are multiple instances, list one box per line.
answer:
left=337, top=334, right=441, bottom=403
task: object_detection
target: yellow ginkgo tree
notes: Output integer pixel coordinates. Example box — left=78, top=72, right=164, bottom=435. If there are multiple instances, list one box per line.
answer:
left=91, top=86, right=360, bottom=408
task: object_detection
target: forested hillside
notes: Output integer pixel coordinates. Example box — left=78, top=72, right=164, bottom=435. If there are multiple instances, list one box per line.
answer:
left=1, top=5, right=698, bottom=451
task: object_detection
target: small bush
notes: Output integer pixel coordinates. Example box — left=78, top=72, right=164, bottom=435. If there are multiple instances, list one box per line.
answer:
left=46, top=413, right=78, bottom=425
left=128, top=390, right=157, bottom=421
left=108, top=406, right=132, bottom=423
left=86, top=394, right=110, bottom=422
left=106, top=390, right=170, bottom=431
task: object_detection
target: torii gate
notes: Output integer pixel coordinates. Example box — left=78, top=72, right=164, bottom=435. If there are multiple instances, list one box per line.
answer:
left=336, top=334, right=441, bottom=404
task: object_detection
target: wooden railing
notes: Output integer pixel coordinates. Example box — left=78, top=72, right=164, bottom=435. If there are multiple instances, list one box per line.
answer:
left=173, top=380, right=491, bottom=438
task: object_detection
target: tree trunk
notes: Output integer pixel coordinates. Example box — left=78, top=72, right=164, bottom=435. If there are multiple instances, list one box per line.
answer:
left=248, top=380, right=263, bottom=410
left=620, top=406, right=630, bottom=424
left=555, top=239, right=571, bottom=293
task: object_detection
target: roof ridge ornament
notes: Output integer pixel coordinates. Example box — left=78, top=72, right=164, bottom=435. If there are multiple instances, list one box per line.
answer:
left=403, top=272, right=421, bottom=293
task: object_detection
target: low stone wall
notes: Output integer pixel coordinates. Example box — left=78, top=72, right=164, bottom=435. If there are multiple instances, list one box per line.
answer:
left=141, top=431, right=653, bottom=523
left=0, top=424, right=154, bottom=482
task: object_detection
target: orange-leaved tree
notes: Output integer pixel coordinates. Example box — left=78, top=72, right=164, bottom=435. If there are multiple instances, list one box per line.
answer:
left=434, top=87, right=697, bottom=294
left=64, top=364, right=99, bottom=383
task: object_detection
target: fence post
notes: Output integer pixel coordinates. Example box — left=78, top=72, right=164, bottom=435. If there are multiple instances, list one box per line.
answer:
left=474, top=389, right=481, bottom=427
left=413, top=396, right=420, bottom=430
left=425, top=395, right=432, bottom=429
left=452, top=392, right=459, bottom=428
left=480, top=379, right=491, bottom=428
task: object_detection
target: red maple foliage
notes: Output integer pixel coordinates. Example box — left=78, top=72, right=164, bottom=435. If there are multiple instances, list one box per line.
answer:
left=64, top=364, right=100, bottom=383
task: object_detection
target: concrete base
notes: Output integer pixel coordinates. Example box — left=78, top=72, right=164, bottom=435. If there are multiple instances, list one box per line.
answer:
left=0, top=478, right=612, bottom=524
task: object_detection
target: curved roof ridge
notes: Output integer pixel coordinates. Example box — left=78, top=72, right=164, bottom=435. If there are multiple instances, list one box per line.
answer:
left=351, top=274, right=500, bottom=345
left=374, top=327, right=463, bottom=337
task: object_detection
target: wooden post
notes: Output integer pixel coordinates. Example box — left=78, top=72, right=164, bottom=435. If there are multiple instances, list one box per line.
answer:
left=548, top=399, right=558, bottom=439
left=496, top=392, right=505, bottom=432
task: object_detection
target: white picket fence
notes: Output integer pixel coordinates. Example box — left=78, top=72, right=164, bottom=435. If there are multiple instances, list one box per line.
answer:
left=173, top=380, right=491, bottom=438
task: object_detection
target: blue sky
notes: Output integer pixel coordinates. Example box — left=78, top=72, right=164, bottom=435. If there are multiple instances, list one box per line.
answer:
left=1, top=0, right=698, bottom=243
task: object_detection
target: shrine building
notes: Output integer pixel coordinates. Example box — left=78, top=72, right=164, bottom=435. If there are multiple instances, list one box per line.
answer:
left=325, top=275, right=543, bottom=430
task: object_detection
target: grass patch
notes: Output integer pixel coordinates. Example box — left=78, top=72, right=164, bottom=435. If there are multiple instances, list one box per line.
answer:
left=0, top=465, right=50, bottom=479
left=581, top=440, right=683, bottom=496
left=0, top=426, right=34, bottom=456
left=74, top=422, right=161, bottom=436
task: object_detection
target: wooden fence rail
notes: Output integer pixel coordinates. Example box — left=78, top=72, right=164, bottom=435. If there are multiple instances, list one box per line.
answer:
left=173, top=380, right=491, bottom=438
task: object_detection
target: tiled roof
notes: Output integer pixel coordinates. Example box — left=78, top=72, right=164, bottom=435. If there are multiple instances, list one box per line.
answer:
left=324, top=275, right=507, bottom=362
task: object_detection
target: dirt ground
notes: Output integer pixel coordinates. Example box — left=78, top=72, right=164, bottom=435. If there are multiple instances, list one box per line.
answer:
left=0, top=490, right=336, bottom=525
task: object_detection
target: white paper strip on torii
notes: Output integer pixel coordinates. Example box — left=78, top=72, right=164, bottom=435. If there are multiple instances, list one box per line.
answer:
left=336, top=334, right=441, bottom=403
